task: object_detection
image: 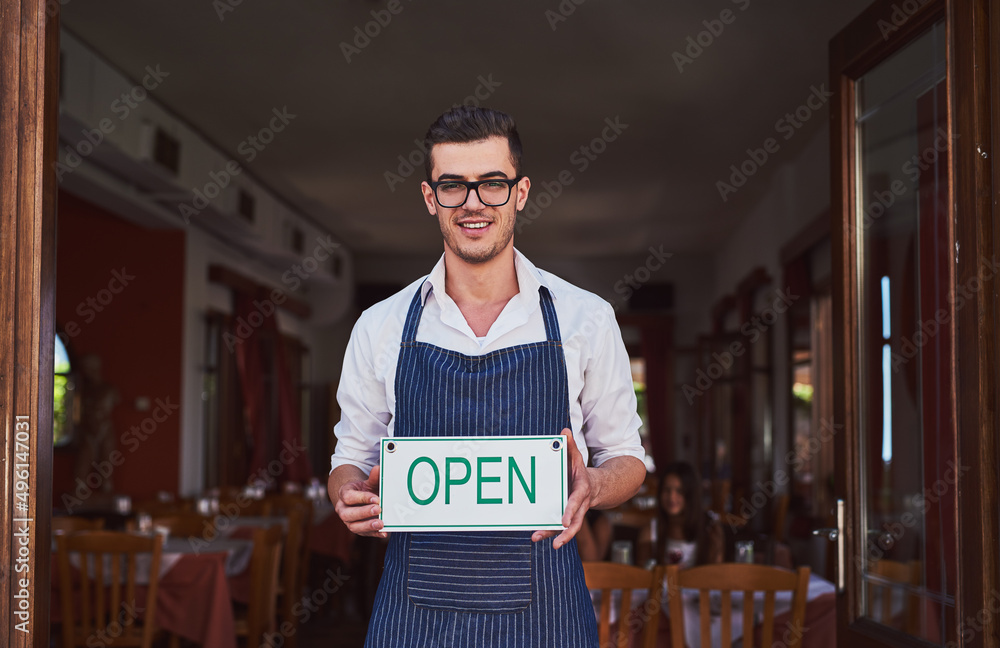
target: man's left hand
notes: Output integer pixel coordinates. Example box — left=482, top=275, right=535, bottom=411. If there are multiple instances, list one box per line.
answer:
left=532, top=428, right=592, bottom=550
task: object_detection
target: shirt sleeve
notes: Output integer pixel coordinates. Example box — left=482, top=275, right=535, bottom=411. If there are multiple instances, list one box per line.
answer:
left=578, top=302, right=645, bottom=467
left=329, top=312, right=393, bottom=474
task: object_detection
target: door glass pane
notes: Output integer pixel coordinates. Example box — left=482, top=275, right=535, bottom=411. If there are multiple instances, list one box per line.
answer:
left=855, top=20, right=955, bottom=643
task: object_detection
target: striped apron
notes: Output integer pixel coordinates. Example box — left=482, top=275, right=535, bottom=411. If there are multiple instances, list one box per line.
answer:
left=364, top=285, right=598, bottom=648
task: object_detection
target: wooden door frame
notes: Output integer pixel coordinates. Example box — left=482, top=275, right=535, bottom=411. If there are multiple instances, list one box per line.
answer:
left=1, top=0, right=59, bottom=646
left=952, top=3, right=1000, bottom=648
left=830, top=1, right=999, bottom=647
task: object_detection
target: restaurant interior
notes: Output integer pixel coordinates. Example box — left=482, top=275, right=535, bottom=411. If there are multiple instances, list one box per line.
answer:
left=12, top=0, right=997, bottom=647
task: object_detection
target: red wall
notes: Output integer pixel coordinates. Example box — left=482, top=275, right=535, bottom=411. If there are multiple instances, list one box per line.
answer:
left=53, top=190, right=186, bottom=508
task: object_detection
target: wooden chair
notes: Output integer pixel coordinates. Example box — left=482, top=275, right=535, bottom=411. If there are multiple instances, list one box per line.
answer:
left=134, top=499, right=192, bottom=517
left=264, top=494, right=315, bottom=587
left=56, top=531, right=164, bottom=648
left=220, top=497, right=269, bottom=516
left=583, top=562, right=667, bottom=648
left=665, top=563, right=811, bottom=648
left=150, top=513, right=215, bottom=539
left=278, top=506, right=312, bottom=648
left=263, top=493, right=310, bottom=516
left=213, top=485, right=243, bottom=499
left=867, top=559, right=921, bottom=635
left=234, top=524, right=283, bottom=648
left=52, top=516, right=105, bottom=534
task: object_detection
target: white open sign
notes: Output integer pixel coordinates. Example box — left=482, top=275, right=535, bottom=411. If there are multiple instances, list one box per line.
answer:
left=378, top=436, right=567, bottom=532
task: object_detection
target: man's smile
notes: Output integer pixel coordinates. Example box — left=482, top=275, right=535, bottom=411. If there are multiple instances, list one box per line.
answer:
left=456, top=218, right=493, bottom=232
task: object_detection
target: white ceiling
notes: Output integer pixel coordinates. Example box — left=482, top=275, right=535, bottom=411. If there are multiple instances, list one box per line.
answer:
left=61, top=0, right=872, bottom=261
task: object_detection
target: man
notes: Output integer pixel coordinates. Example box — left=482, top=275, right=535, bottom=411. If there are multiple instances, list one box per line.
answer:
left=329, top=106, right=646, bottom=647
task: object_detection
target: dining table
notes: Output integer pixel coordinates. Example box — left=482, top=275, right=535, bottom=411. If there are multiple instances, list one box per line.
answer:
left=593, top=571, right=837, bottom=648
left=52, top=533, right=253, bottom=648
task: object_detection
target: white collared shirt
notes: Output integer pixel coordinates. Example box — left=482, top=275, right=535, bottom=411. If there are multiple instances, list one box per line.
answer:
left=330, top=248, right=645, bottom=473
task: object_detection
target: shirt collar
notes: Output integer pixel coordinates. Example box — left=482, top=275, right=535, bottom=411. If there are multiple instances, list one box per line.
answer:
left=420, top=247, right=553, bottom=306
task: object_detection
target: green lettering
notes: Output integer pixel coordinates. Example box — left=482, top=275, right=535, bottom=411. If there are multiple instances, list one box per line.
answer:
left=477, top=457, right=502, bottom=504
left=407, top=457, right=439, bottom=505
left=445, top=457, right=471, bottom=504
left=508, top=456, right=535, bottom=503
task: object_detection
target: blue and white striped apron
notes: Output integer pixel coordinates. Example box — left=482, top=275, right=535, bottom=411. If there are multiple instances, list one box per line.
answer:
left=364, top=285, right=598, bottom=648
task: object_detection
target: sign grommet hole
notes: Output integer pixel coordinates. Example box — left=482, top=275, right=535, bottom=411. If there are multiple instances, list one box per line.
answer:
left=386, top=441, right=396, bottom=453
left=551, top=439, right=562, bottom=451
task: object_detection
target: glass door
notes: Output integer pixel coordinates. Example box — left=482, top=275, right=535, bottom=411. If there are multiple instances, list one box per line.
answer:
left=853, top=20, right=954, bottom=641
left=828, top=1, right=999, bottom=646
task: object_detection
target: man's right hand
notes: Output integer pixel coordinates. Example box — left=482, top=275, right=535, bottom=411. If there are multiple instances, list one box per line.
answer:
left=329, top=465, right=388, bottom=538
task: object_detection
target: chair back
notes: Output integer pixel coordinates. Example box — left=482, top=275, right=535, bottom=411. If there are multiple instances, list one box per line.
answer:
left=56, top=531, right=164, bottom=648
left=666, top=563, right=811, bottom=648
left=868, top=559, right=921, bottom=635
left=220, top=497, right=269, bottom=516
left=135, top=499, right=192, bottom=517
left=52, top=516, right=105, bottom=534
left=263, top=494, right=314, bottom=581
left=583, top=561, right=666, bottom=648
left=237, top=524, right=283, bottom=646
left=261, top=493, right=308, bottom=515
left=270, top=498, right=313, bottom=648
left=149, top=513, right=215, bottom=539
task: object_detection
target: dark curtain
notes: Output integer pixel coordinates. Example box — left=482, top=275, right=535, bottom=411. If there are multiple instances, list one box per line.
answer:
left=231, top=292, right=312, bottom=485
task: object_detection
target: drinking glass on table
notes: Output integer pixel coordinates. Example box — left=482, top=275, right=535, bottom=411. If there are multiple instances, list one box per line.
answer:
left=735, top=540, right=754, bottom=563
left=611, top=540, right=634, bottom=565
left=114, top=495, right=132, bottom=515
left=137, top=513, right=153, bottom=534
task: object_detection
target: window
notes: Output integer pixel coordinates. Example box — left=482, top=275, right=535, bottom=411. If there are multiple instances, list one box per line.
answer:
left=53, top=334, right=77, bottom=446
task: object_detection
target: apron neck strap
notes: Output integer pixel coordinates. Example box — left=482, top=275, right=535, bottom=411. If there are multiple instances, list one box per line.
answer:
left=538, top=286, right=561, bottom=343
left=401, top=283, right=562, bottom=344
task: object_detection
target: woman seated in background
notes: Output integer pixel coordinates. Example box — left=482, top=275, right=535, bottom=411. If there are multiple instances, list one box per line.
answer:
left=639, top=461, right=723, bottom=568
left=577, top=509, right=614, bottom=561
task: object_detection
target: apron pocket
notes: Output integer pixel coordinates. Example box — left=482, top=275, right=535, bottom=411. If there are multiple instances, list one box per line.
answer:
left=407, top=531, right=533, bottom=613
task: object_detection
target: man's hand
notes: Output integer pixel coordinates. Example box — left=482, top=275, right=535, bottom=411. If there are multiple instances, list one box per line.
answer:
left=532, top=428, right=592, bottom=550
left=531, top=428, right=647, bottom=550
left=330, top=465, right=388, bottom=538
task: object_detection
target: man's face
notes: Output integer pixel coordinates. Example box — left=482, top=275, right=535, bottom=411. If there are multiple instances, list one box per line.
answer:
left=421, top=137, right=530, bottom=265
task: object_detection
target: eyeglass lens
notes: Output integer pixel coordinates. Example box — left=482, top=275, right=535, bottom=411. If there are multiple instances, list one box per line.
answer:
left=435, top=181, right=513, bottom=208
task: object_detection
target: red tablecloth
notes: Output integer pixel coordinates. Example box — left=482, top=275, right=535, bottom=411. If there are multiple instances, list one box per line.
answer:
left=158, top=553, right=238, bottom=648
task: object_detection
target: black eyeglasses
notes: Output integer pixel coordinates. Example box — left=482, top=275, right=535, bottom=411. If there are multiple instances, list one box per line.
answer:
left=428, top=177, right=523, bottom=208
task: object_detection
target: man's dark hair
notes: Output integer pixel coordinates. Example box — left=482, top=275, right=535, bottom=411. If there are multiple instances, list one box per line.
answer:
left=423, top=106, right=523, bottom=180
